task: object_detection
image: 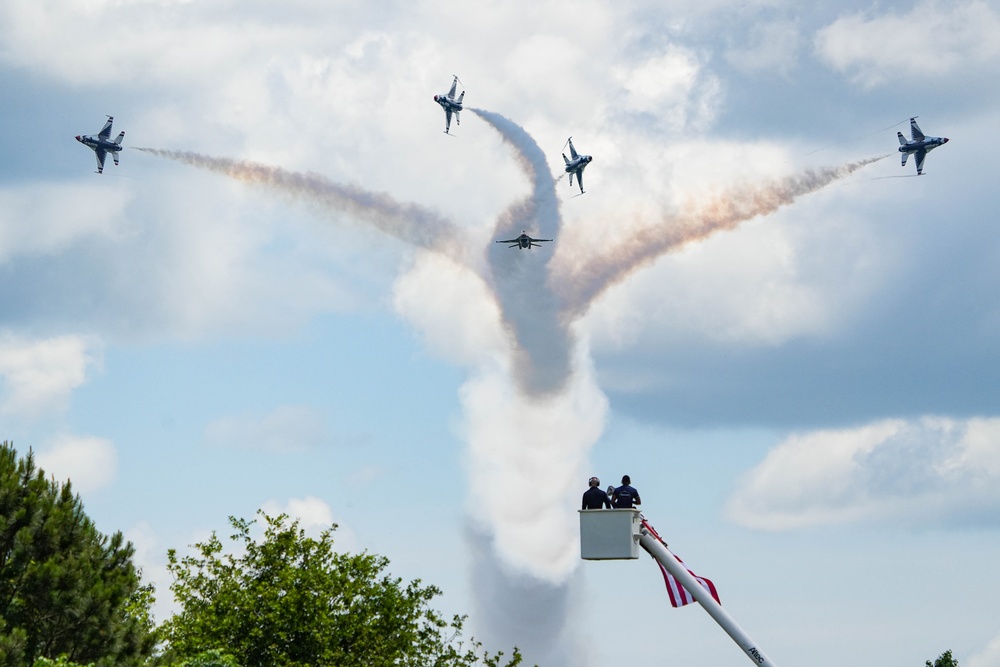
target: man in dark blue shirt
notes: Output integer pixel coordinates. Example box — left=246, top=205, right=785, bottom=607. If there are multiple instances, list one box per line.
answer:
left=582, top=476, right=612, bottom=509
left=612, top=475, right=641, bottom=509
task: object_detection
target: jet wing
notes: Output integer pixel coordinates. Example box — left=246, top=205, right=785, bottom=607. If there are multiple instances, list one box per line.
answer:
left=568, top=138, right=579, bottom=160
left=444, top=108, right=452, bottom=133
left=915, top=148, right=927, bottom=174
left=910, top=118, right=925, bottom=141
left=577, top=168, right=585, bottom=193
left=95, top=148, right=107, bottom=173
left=98, top=116, right=114, bottom=140
left=448, top=77, right=458, bottom=99
left=496, top=238, right=519, bottom=244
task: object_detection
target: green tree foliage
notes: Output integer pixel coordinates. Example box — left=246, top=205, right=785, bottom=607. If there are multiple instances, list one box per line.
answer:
left=161, top=511, right=521, bottom=667
left=927, top=650, right=959, bottom=667
left=0, top=442, right=155, bottom=666
left=31, top=658, right=93, bottom=667
left=173, top=649, right=239, bottom=667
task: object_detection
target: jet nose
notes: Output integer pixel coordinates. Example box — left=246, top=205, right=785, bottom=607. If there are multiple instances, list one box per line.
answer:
left=75, top=135, right=81, bottom=141
left=943, top=137, right=949, bottom=143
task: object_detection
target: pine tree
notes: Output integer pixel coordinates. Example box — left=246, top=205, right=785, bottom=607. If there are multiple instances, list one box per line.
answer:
left=926, top=650, right=959, bottom=667
left=0, top=442, right=155, bottom=666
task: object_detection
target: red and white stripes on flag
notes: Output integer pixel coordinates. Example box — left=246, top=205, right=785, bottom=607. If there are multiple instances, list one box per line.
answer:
left=655, top=556, right=721, bottom=608
left=642, top=520, right=721, bottom=608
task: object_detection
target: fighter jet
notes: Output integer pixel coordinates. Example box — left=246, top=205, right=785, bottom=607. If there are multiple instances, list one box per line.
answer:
left=562, top=137, right=592, bottom=194
left=76, top=116, right=125, bottom=174
left=433, top=76, right=465, bottom=134
left=898, top=117, right=948, bottom=175
left=496, top=231, right=552, bottom=249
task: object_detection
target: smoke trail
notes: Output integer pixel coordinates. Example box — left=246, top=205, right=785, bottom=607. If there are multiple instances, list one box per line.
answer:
left=554, top=154, right=889, bottom=318
left=465, top=524, right=588, bottom=667
left=446, top=109, right=606, bottom=667
left=469, top=109, right=571, bottom=395
left=134, top=148, right=471, bottom=263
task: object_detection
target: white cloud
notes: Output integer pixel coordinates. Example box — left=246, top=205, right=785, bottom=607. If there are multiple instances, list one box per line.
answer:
left=261, top=495, right=333, bottom=530
left=392, top=251, right=506, bottom=369
left=124, top=521, right=177, bottom=624
left=814, top=1, right=1000, bottom=87
left=725, top=19, right=802, bottom=76
left=0, top=183, right=133, bottom=263
left=969, top=632, right=1000, bottom=667
left=726, top=416, right=1000, bottom=531
left=36, top=433, right=117, bottom=494
left=261, top=495, right=357, bottom=551
left=614, top=45, right=722, bottom=133
left=582, top=218, right=834, bottom=350
left=0, top=333, right=99, bottom=418
left=203, top=405, right=329, bottom=452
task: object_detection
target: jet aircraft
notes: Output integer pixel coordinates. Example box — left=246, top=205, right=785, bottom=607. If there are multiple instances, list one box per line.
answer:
left=433, top=76, right=465, bottom=134
left=562, top=137, right=592, bottom=194
left=76, top=116, right=125, bottom=174
left=496, top=231, right=552, bottom=249
left=898, top=117, right=948, bottom=175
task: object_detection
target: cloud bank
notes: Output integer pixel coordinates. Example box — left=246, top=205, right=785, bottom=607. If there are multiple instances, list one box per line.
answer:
left=0, top=333, right=98, bottom=418
left=727, top=416, right=1000, bottom=531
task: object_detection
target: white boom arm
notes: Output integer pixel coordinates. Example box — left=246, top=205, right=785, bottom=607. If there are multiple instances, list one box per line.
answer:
left=638, top=526, right=778, bottom=667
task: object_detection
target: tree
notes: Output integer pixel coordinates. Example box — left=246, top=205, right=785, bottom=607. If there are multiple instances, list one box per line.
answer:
left=161, top=511, right=521, bottom=667
left=927, top=650, right=959, bottom=667
left=0, top=442, right=155, bottom=666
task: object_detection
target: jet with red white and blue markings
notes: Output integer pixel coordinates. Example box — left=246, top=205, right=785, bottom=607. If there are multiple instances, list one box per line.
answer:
left=898, top=117, right=948, bottom=175
left=76, top=116, right=125, bottom=174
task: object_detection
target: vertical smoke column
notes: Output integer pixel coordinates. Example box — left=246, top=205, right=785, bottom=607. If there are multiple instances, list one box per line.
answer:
left=461, top=109, right=609, bottom=666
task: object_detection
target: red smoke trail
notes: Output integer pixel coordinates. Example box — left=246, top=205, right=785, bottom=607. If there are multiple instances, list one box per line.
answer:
left=553, top=155, right=889, bottom=319
left=134, top=148, right=470, bottom=263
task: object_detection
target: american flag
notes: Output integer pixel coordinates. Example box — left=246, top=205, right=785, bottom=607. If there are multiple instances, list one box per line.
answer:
left=654, top=555, right=721, bottom=607
left=642, top=520, right=721, bottom=608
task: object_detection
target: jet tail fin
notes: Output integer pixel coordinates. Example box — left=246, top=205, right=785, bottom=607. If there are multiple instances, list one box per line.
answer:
left=114, top=131, right=125, bottom=145
left=562, top=152, right=569, bottom=165
left=113, top=152, right=120, bottom=166
left=456, top=91, right=465, bottom=104
left=897, top=131, right=907, bottom=146
left=900, top=152, right=908, bottom=167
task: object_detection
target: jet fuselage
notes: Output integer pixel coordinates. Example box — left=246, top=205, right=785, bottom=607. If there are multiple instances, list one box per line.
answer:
left=565, top=155, right=592, bottom=173
left=433, top=95, right=462, bottom=113
left=75, top=135, right=123, bottom=153
left=899, top=137, right=949, bottom=154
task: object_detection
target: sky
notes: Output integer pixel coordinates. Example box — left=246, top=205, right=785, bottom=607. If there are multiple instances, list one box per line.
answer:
left=2, top=0, right=1000, bottom=666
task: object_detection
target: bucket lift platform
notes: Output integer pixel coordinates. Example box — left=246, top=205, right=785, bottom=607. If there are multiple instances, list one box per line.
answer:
left=578, top=508, right=641, bottom=560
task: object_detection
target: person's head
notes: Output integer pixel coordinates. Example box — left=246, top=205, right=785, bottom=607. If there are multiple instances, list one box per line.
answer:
left=589, top=476, right=600, bottom=487
left=622, top=475, right=631, bottom=485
